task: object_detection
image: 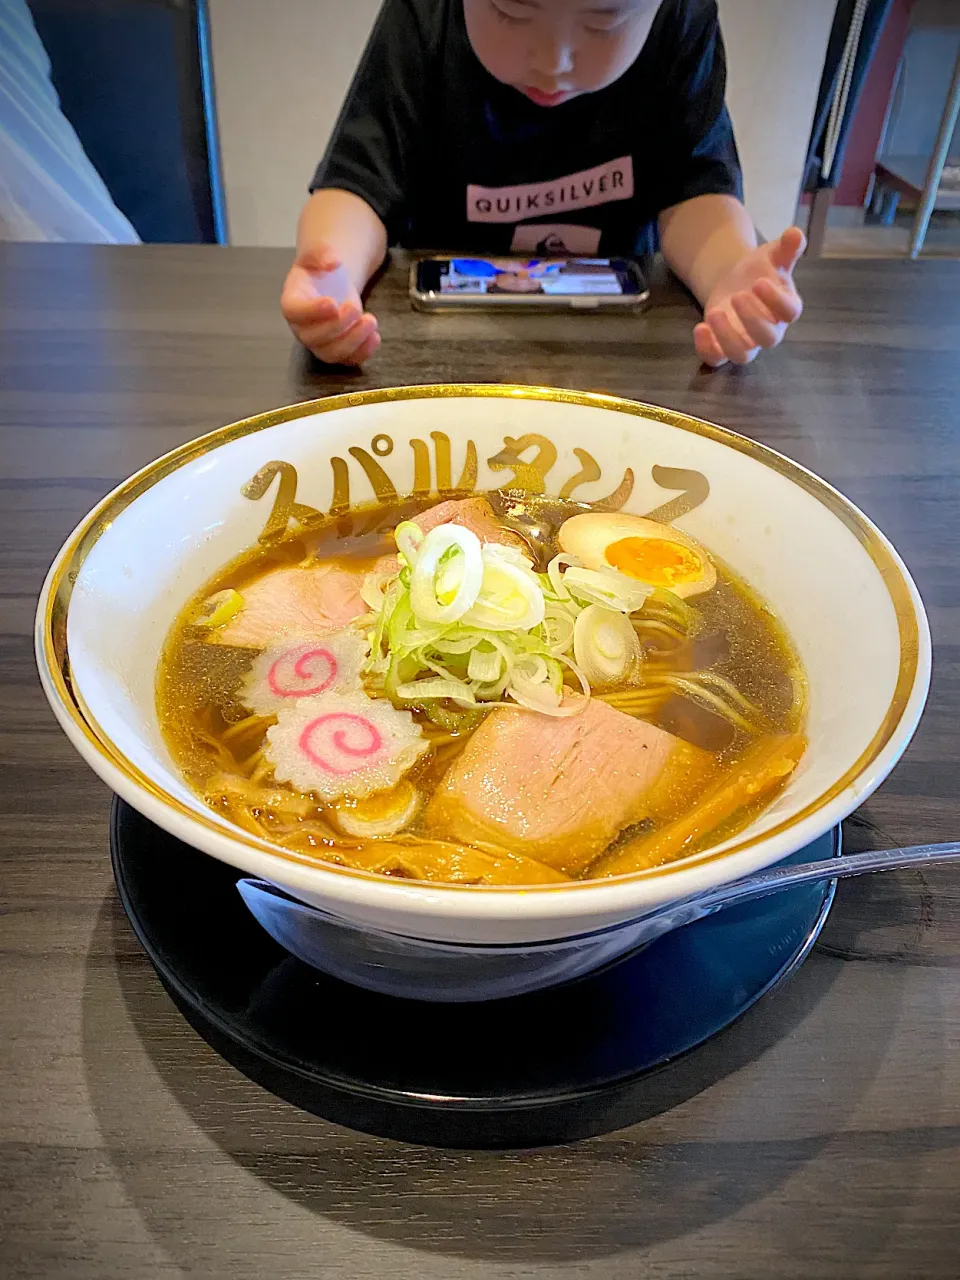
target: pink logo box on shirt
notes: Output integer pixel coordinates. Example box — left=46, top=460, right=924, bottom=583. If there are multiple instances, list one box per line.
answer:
left=509, top=224, right=602, bottom=254
left=467, top=156, right=634, bottom=223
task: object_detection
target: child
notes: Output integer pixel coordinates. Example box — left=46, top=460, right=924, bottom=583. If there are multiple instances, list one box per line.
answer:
left=281, top=0, right=805, bottom=369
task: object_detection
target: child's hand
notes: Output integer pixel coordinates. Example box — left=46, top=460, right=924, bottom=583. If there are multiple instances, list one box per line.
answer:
left=694, top=227, right=805, bottom=368
left=280, top=247, right=381, bottom=366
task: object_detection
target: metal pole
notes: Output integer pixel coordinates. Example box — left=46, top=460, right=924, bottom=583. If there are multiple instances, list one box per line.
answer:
left=909, top=41, right=960, bottom=259
left=196, top=0, right=230, bottom=246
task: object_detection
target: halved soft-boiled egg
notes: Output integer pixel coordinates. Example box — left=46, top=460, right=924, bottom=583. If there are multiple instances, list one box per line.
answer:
left=331, top=780, right=422, bottom=839
left=558, top=513, right=717, bottom=598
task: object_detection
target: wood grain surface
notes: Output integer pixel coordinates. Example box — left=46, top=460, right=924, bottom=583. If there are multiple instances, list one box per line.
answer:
left=1, top=243, right=958, bottom=1279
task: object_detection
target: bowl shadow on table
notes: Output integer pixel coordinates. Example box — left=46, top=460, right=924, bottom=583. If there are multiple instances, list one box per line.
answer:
left=79, top=838, right=928, bottom=1268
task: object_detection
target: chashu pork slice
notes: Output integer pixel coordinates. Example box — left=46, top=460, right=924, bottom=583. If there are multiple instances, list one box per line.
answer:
left=217, top=499, right=517, bottom=649
left=413, top=496, right=525, bottom=550
left=214, top=564, right=368, bottom=649
left=425, top=698, right=720, bottom=875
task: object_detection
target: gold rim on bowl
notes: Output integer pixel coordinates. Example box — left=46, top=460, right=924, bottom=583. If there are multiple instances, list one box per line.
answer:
left=37, top=384, right=927, bottom=893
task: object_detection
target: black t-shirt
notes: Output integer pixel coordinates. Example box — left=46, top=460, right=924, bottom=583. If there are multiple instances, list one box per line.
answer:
left=311, top=0, right=743, bottom=257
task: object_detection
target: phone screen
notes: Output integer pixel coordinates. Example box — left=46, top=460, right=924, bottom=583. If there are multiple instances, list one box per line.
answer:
left=438, top=257, right=628, bottom=297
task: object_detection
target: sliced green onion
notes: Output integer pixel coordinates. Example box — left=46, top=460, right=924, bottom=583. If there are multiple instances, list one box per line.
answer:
left=395, top=521, right=424, bottom=566
left=432, top=634, right=481, bottom=656
left=412, top=700, right=487, bottom=732
left=395, top=677, right=478, bottom=706
left=384, top=650, right=421, bottom=699
left=508, top=687, right=560, bottom=714
left=564, top=566, right=653, bottom=613
left=542, top=603, right=577, bottom=655
left=546, top=552, right=579, bottom=600
left=508, top=675, right=560, bottom=714
left=482, top=542, right=535, bottom=569
left=468, top=644, right=503, bottom=683
left=462, top=550, right=545, bottom=632
left=506, top=653, right=588, bottom=717
left=557, top=654, right=591, bottom=703
left=506, top=653, right=556, bottom=714
left=361, top=516, right=618, bottom=717
left=387, top=592, right=451, bottom=659
left=409, top=524, right=483, bottom=624
left=360, top=567, right=395, bottom=612
left=371, top=578, right=401, bottom=655
left=573, top=605, right=641, bottom=687
left=194, top=588, right=244, bottom=628
left=514, top=653, right=550, bottom=686
left=470, top=676, right=511, bottom=701
left=639, top=586, right=701, bottom=632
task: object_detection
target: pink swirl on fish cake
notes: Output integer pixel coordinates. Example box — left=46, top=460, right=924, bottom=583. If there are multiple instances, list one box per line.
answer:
left=243, top=629, right=369, bottom=716
left=264, top=688, right=427, bottom=799
left=298, top=712, right=384, bottom=776
left=267, top=645, right=338, bottom=699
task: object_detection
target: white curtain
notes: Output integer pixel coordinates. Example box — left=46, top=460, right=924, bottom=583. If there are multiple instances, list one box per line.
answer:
left=0, top=0, right=140, bottom=242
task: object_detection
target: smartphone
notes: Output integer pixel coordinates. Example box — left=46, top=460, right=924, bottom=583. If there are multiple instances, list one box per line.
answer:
left=410, top=255, right=649, bottom=311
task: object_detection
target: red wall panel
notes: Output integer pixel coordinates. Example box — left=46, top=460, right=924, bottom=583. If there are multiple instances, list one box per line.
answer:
left=835, top=0, right=915, bottom=205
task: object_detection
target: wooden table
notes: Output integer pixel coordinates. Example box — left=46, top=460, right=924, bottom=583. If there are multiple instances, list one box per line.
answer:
left=2, top=244, right=959, bottom=1279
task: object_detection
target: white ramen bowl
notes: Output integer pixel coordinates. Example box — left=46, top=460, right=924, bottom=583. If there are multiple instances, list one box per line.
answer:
left=36, top=386, right=930, bottom=1000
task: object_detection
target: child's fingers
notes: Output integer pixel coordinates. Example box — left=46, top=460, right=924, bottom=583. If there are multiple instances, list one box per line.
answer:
left=280, top=264, right=343, bottom=326
left=705, top=307, right=759, bottom=366
left=350, top=329, right=382, bottom=366
left=299, top=321, right=366, bottom=363
left=296, top=299, right=364, bottom=348
left=754, top=277, right=803, bottom=324
left=693, top=322, right=728, bottom=368
left=281, top=256, right=359, bottom=321
left=319, top=324, right=380, bottom=368
left=329, top=318, right=380, bottom=366
left=730, top=292, right=782, bottom=350
left=737, top=288, right=778, bottom=327
left=307, top=313, right=379, bottom=365
left=295, top=313, right=359, bottom=350
left=769, top=226, right=807, bottom=274
left=282, top=292, right=340, bottom=328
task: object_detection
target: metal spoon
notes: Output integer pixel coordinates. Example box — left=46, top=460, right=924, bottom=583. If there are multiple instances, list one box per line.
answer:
left=642, top=841, right=960, bottom=933
left=488, top=492, right=570, bottom=569
left=235, top=842, right=960, bottom=999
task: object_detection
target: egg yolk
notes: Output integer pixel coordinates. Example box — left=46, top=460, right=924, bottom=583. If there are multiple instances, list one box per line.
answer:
left=347, top=784, right=414, bottom=822
left=605, top=536, right=704, bottom=586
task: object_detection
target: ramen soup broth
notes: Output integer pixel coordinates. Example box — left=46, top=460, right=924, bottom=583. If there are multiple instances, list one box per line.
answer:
left=157, top=494, right=806, bottom=885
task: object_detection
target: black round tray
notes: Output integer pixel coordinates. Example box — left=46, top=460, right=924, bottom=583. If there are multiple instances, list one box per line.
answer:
left=110, top=797, right=838, bottom=1148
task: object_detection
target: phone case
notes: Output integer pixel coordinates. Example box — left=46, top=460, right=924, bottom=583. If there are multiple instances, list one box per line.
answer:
left=408, top=261, right=650, bottom=313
